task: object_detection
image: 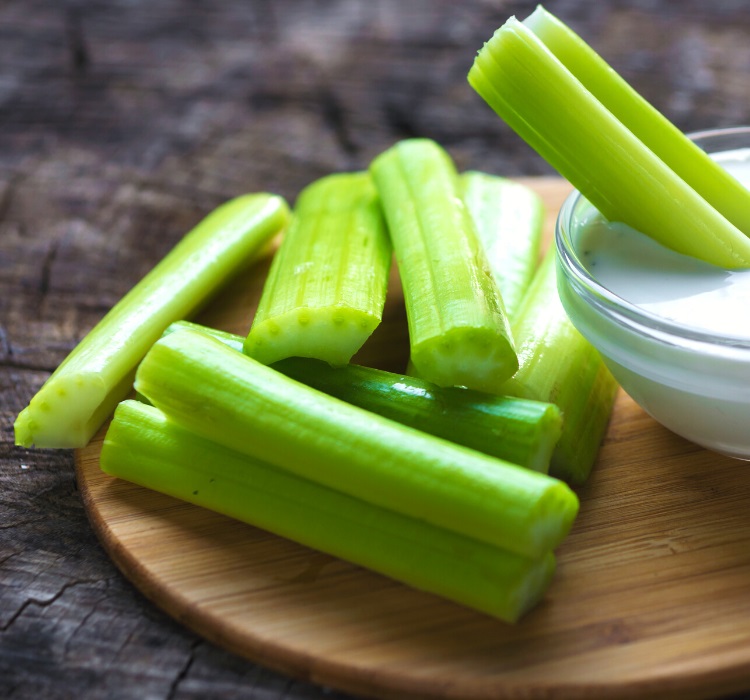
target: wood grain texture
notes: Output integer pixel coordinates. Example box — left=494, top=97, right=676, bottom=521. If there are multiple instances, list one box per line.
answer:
left=6, top=1, right=750, bottom=698
left=75, top=180, right=750, bottom=700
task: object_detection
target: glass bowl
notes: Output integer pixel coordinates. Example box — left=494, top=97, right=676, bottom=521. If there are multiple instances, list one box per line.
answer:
left=554, top=127, right=750, bottom=460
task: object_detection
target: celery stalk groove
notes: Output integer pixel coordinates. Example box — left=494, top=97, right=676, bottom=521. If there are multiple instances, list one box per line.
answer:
left=165, top=320, right=563, bottom=473
left=14, top=193, right=289, bottom=449
left=524, top=6, right=750, bottom=240
left=244, top=172, right=391, bottom=366
left=468, top=13, right=750, bottom=269
left=275, top=357, right=561, bottom=474
left=503, top=249, right=618, bottom=484
left=461, top=171, right=545, bottom=321
left=370, top=139, right=518, bottom=392
left=101, top=399, right=557, bottom=623
left=135, top=330, right=579, bottom=558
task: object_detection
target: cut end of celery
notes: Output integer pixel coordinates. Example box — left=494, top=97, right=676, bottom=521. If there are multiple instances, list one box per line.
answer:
left=244, top=306, right=381, bottom=366
left=527, top=481, right=580, bottom=554
left=164, top=320, right=246, bottom=353
left=550, top=363, right=619, bottom=485
left=504, top=551, right=557, bottom=623
left=451, top=549, right=557, bottom=623
left=411, top=326, right=519, bottom=393
left=14, top=373, right=113, bottom=449
left=525, top=405, right=563, bottom=474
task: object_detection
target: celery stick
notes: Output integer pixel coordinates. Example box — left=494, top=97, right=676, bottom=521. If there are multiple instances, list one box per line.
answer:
left=468, top=16, right=750, bottom=269
left=135, top=330, right=579, bottom=558
left=166, top=320, right=246, bottom=352
left=503, top=249, right=618, bottom=484
left=244, top=172, right=391, bottom=366
left=14, top=193, right=289, bottom=449
left=369, top=139, right=518, bottom=392
left=461, top=171, right=545, bottom=320
left=102, top=399, right=557, bottom=622
left=276, top=357, right=562, bottom=473
left=524, top=6, right=750, bottom=239
left=163, top=320, right=562, bottom=473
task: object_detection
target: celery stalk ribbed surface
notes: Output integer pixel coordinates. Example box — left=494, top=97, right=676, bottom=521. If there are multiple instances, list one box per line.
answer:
left=164, top=320, right=562, bottom=473
left=134, top=330, right=579, bottom=558
left=503, top=250, right=618, bottom=484
left=524, top=6, right=750, bottom=240
left=101, top=399, right=557, bottom=622
left=468, top=15, right=750, bottom=269
left=14, top=193, right=289, bottom=449
left=244, top=172, right=391, bottom=366
left=461, top=171, right=545, bottom=321
left=370, top=139, right=518, bottom=392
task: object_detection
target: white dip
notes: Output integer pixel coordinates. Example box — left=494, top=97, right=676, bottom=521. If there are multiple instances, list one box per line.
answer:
left=559, top=146, right=750, bottom=459
left=575, top=148, right=750, bottom=339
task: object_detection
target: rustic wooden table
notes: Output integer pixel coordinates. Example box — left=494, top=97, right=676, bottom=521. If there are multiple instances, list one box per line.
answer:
left=4, top=2, right=750, bottom=699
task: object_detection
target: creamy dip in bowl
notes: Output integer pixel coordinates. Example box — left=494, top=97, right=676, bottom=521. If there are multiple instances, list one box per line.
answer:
left=555, top=127, right=750, bottom=459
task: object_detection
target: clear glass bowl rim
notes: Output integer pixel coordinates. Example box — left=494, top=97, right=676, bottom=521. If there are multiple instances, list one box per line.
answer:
left=554, top=125, right=750, bottom=353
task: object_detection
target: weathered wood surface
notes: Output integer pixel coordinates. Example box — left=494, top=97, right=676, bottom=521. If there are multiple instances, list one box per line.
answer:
left=3, top=2, right=750, bottom=699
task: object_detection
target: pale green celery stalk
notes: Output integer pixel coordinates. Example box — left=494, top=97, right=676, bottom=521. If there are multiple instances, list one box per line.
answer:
left=502, top=249, right=618, bottom=485
left=14, top=194, right=289, bottom=449
left=275, top=357, right=560, bottom=474
left=468, top=16, right=750, bottom=269
left=461, top=171, right=545, bottom=321
left=244, top=172, right=391, bottom=366
left=135, top=330, right=579, bottom=558
left=163, top=320, right=562, bottom=473
left=137, top=321, right=246, bottom=404
left=166, top=320, right=246, bottom=352
left=101, top=399, right=557, bottom=623
left=524, top=6, right=750, bottom=238
left=369, top=139, right=518, bottom=393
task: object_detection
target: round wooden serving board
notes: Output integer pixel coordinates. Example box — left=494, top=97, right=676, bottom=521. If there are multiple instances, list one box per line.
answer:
left=75, top=178, right=750, bottom=700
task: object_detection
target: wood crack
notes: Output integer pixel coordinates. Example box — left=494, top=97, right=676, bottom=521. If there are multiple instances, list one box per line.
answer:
left=165, top=638, right=202, bottom=700
left=64, top=8, right=91, bottom=75
left=0, top=359, right=56, bottom=373
left=0, top=579, right=102, bottom=633
left=0, top=517, right=51, bottom=531
left=0, top=325, right=12, bottom=361
left=319, top=86, right=357, bottom=157
left=36, top=239, right=60, bottom=320
left=61, top=578, right=112, bottom=658
left=0, top=176, right=17, bottom=224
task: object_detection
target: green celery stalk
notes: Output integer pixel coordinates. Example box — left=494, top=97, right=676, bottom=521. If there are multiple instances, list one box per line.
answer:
left=101, top=399, right=557, bottom=623
left=502, top=249, right=618, bottom=484
left=135, top=329, right=579, bottom=558
left=14, top=193, right=289, bottom=449
left=369, top=139, right=518, bottom=392
left=166, top=320, right=246, bottom=352
left=163, top=320, right=562, bottom=473
left=524, top=6, right=750, bottom=239
left=467, top=14, right=750, bottom=269
left=461, top=171, right=545, bottom=320
left=276, top=357, right=561, bottom=474
left=244, top=172, right=391, bottom=366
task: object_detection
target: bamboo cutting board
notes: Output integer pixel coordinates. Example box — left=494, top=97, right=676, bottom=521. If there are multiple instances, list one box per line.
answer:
left=75, top=178, right=750, bottom=700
